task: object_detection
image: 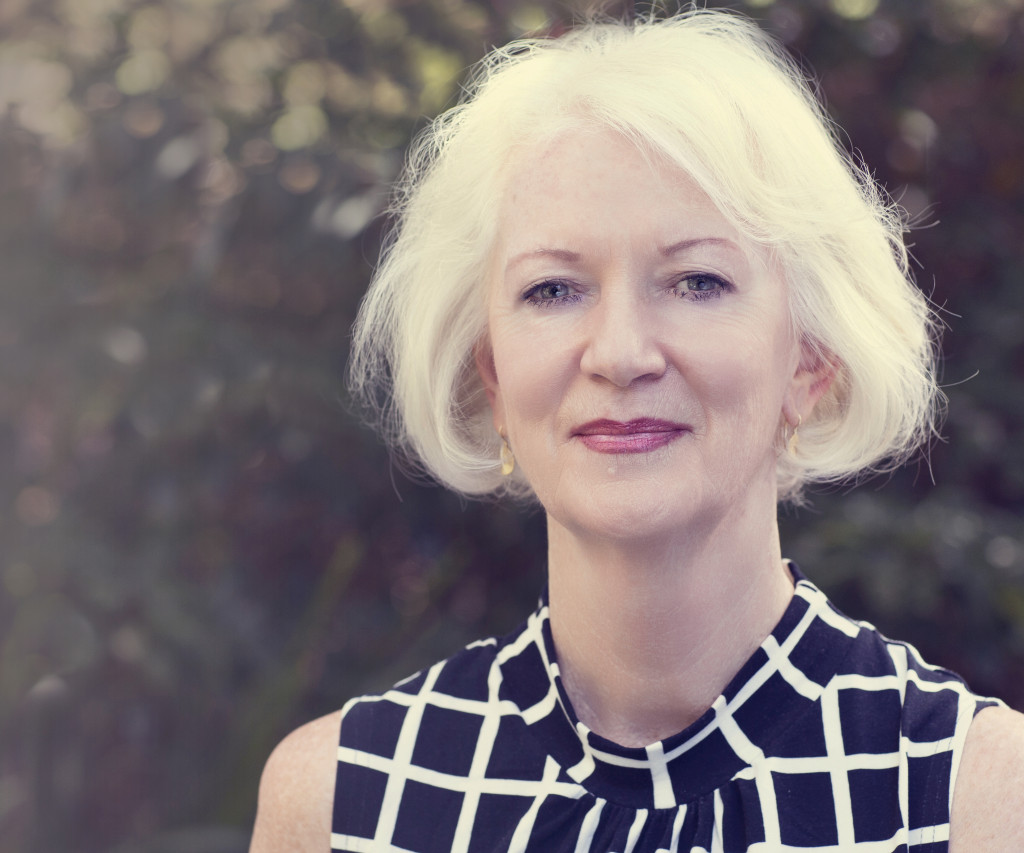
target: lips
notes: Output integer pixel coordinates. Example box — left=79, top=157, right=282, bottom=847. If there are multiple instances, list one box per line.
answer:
left=573, top=418, right=690, bottom=454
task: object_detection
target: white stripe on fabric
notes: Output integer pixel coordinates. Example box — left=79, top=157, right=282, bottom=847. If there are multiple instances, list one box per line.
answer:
left=449, top=656, right=506, bottom=853
left=667, top=805, right=686, bottom=853
left=819, top=682, right=856, bottom=848
left=573, top=799, right=605, bottom=853
left=710, top=789, right=725, bottom=853
left=372, top=663, right=442, bottom=848
left=715, top=686, right=780, bottom=849
left=507, top=755, right=562, bottom=853
left=337, top=745, right=585, bottom=799
left=645, top=740, right=675, bottom=810
left=621, top=808, right=648, bottom=853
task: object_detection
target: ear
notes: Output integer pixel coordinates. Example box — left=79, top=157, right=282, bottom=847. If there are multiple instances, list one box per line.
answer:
left=783, top=342, right=838, bottom=426
left=473, top=337, right=505, bottom=432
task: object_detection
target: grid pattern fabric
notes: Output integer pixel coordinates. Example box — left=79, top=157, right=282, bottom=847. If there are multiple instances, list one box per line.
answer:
left=331, top=569, right=998, bottom=852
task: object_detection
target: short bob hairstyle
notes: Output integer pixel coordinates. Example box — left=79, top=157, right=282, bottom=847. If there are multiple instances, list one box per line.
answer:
left=348, top=9, right=939, bottom=503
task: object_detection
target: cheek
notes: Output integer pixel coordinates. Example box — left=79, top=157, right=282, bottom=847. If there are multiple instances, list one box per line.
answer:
left=490, top=322, right=575, bottom=430
left=487, top=339, right=561, bottom=432
left=688, top=324, right=794, bottom=422
left=494, top=358, right=567, bottom=431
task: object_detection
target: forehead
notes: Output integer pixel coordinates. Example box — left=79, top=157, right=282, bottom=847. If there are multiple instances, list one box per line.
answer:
left=495, top=128, right=748, bottom=259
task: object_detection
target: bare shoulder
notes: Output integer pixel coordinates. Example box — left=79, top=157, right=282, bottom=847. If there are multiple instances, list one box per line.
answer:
left=249, top=709, right=343, bottom=853
left=950, top=704, right=1024, bottom=852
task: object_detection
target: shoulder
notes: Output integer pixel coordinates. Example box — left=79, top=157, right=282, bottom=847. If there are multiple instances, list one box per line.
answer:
left=249, top=709, right=343, bottom=853
left=950, top=704, right=1024, bottom=852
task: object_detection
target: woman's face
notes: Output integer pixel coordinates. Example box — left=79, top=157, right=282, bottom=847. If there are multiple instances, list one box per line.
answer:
left=478, top=129, right=825, bottom=541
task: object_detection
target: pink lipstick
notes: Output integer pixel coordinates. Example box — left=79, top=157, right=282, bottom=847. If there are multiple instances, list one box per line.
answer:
left=573, top=418, right=689, bottom=454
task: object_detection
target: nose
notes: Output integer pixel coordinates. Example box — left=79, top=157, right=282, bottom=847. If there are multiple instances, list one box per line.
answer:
left=578, top=286, right=667, bottom=387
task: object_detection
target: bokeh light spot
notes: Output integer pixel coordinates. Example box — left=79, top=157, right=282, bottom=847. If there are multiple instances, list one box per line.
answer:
left=156, top=135, right=201, bottom=180
left=830, top=0, right=880, bottom=20
left=412, top=44, right=461, bottom=113
left=284, top=61, right=327, bottom=106
left=103, top=327, right=147, bottom=366
left=278, top=157, right=321, bottom=193
left=115, top=50, right=171, bottom=95
left=987, top=536, right=1019, bottom=570
left=271, top=104, right=328, bottom=150
left=122, top=101, right=165, bottom=138
left=510, top=4, right=549, bottom=34
left=127, top=6, right=170, bottom=50
left=109, top=626, right=147, bottom=664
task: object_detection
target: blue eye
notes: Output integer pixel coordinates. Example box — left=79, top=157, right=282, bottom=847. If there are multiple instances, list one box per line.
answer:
left=677, top=273, right=730, bottom=301
left=524, top=280, right=579, bottom=307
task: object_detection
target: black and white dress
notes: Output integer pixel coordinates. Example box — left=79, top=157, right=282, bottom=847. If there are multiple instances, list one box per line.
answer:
left=331, top=568, right=998, bottom=852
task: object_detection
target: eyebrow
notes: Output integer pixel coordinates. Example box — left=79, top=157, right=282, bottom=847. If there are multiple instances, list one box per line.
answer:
left=506, top=238, right=741, bottom=272
left=505, top=247, right=581, bottom=272
left=659, top=237, right=741, bottom=256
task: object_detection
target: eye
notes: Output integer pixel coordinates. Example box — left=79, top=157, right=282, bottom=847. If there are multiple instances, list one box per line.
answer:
left=524, top=279, right=580, bottom=307
left=675, top=272, right=731, bottom=302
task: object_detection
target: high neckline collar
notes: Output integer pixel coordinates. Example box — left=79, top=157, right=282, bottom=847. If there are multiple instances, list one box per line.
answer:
left=498, top=567, right=859, bottom=809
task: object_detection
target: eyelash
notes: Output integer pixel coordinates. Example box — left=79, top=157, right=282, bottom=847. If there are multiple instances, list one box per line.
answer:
left=676, top=272, right=731, bottom=302
left=522, top=273, right=732, bottom=306
left=523, top=280, right=582, bottom=308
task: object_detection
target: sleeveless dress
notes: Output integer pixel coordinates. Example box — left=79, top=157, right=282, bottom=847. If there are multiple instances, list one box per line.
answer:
left=331, top=569, right=998, bottom=852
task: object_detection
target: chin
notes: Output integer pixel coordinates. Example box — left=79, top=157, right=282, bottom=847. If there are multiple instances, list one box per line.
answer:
left=549, top=477, right=717, bottom=544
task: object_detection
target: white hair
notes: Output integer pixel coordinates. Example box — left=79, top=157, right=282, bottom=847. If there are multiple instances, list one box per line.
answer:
left=348, top=9, right=940, bottom=503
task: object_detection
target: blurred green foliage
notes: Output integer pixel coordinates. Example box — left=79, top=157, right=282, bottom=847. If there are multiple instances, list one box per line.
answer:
left=0, top=0, right=1022, bottom=850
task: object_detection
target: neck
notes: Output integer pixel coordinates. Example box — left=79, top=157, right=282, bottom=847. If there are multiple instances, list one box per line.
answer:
left=546, top=498, right=793, bottom=747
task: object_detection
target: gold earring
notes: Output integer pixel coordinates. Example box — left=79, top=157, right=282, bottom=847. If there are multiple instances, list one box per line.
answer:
left=499, top=433, right=515, bottom=476
left=787, top=414, right=802, bottom=456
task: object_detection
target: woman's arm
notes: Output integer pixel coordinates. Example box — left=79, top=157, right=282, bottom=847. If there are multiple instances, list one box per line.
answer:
left=249, top=710, right=342, bottom=853
left=949, top=705, right=1024, bottom=851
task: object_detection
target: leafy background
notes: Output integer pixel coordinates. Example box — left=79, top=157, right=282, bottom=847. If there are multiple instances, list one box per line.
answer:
left=0, top=0, right=1022, bottom=850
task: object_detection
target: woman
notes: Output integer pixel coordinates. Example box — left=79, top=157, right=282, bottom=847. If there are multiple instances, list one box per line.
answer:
left=251, top=10, right=1024, bottom=851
